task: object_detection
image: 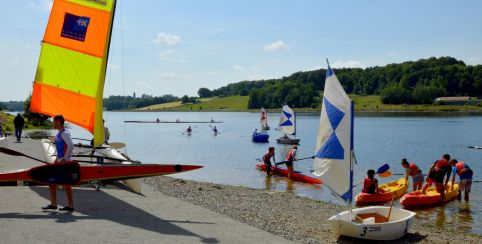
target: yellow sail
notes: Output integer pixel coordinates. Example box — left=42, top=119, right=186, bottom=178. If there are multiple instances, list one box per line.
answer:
left=30, top=0, right=116, bottom=146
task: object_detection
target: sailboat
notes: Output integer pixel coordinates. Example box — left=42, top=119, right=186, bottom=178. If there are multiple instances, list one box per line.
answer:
left=312, top=61, right=415, bottom=240
left=0, top=0, right=202, bottom=191
left=260, top=107, right=270, bottom=130
left=276, top=105, right=300, bottom=144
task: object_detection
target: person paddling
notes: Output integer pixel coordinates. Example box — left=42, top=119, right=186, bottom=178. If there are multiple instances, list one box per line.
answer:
left=253, top=129, right=259, bottom=136
left=362, top=169, right=381, bottom=194
left=285, top=145, right=297, bottom=179
left=186, top=126, right=192, bottom=134
left=42, top=115, right=75, bottom=212
left=262, top=147, right=276, bottom=175
left=401, top=158, right=424, bottom=191
left=422, top=154, right=452, bottom=202
left=450, top=159, right=473, bottom=201
left=213, top=126, right=218, bottom=135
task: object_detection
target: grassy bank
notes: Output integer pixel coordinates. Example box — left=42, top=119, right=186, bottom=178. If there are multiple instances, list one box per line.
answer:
left=134, top=95, right=482, bottom=113
left=0, top=112, right=51, bottom=133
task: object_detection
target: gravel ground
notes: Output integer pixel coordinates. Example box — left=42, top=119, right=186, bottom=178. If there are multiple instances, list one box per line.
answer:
left=145, top=176, right=482, bottom=243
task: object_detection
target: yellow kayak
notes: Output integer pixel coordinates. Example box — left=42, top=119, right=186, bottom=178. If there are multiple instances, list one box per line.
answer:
left=355, top=178, right=408, bottom=206
left=400, top=182, right=459, bottom=209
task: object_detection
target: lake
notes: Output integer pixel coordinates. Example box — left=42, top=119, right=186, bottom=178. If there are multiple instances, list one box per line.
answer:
left=63, top=111, right=482, bottom=235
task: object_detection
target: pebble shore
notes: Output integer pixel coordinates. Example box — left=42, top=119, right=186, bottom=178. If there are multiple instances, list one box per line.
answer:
left=145, top=176, right=482, bottom=243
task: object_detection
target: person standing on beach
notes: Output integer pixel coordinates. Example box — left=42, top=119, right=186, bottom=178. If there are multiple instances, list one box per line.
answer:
left=285, top=145, right=297, bottom=179
left=401, top=158, right=424, bottom=191
left=450, top=159, right=473, bottom=201
left=42, top=115, right=75, bottom=212
left=422, top=154, right=452, bottom=202
left=262, top=147, right=275, bottom=175
left=103, top=119, right=110, bottom=144
left=13, top=113, right=25, bottom=142
left=0, top=121, right=4, bottom=137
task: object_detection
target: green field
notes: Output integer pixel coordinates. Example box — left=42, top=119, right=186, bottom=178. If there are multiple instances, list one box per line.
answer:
left=135, top=95, right=482, bottom=113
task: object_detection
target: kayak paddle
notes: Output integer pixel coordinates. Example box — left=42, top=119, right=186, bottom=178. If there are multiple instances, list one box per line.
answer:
left=0, top=147, right=114, bottom=165
left=353, top=164, right=392, bottom=187
left=275, top=156, right=315, bottom=166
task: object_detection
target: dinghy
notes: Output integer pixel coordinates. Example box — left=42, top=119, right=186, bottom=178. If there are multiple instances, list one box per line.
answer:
left=276, top=105, right=300, bottom=144
left=260, top=107, right=270, bottom=130
left=252, top=133, right=269, bottom=143
left=312, top=61, right=415, bottom=240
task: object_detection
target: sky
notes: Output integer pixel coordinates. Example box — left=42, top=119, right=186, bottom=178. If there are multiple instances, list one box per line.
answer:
left=1, top=0, right=482, bottom=101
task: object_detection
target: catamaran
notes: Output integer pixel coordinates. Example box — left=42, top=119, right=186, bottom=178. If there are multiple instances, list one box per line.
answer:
left=312, top=61, right=415, bottom=240
left=0, top=0, right=202, bottom=191
left=276, top=105, right=300, bottom=144
left=260, top=107, right=270, bottom=130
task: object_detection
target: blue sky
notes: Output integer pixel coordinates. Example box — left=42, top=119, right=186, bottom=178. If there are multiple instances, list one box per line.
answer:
left=1, top=0, right=482, bottom=101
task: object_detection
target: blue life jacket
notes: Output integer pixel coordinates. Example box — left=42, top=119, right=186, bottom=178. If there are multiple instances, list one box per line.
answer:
left=55, top=128, right=66, bottom=158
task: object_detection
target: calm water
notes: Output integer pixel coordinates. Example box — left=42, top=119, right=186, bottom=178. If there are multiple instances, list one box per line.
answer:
left=65, top=111, right=482, bottom=235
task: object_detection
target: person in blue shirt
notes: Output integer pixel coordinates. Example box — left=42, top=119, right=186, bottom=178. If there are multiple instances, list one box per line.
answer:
left=450, top=159, right=473, bottom=201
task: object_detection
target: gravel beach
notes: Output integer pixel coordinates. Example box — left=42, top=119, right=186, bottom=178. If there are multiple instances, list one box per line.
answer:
left=145, top=176, right=482, bottom=243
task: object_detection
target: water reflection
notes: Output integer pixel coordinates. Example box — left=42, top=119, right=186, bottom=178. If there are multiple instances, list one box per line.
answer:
left=413, top=200, right=476, bottom=233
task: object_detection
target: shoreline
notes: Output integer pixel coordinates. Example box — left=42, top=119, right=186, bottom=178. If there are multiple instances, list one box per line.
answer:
left=111, top=109, right=482, bottom=114
left=145, top=176, right=482, bottom=243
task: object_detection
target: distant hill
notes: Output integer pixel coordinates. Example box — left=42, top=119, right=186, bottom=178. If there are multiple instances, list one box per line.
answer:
left=198, top=57, right=482, bottom=108
left=0, top=101, right=24, bottom=112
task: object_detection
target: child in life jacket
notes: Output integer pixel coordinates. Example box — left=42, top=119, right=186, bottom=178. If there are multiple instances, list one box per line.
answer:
left=362, top=169, right=381, bottom=194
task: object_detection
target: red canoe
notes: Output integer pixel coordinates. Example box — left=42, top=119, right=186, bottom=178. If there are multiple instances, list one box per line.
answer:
left=256, top=164, right=322, bottom=184
left=0, top=162, right=203, bottom=186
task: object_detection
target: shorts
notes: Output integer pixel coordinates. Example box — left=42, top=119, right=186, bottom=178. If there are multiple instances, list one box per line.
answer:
left=264, top=160, right=272, bottom=174
left=460, top=179, right=472, bottom=193
left=285, top=161, right=293, bottom=167
left=412, top=173, right=424, bottom=183
left=427, top=179, right=445, bottom=193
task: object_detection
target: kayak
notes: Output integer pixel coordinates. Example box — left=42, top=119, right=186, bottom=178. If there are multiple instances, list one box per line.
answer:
left=41, top=139, right=142, bottom=193
left=256, top=163, right=322, bottom=184
left=0, top=162, right=203, bottom=186
left=252, top=133, right=269, bottom=143
left=355, top=178, right=408, bottom=206
left=400, top=182, right=459, bottom=209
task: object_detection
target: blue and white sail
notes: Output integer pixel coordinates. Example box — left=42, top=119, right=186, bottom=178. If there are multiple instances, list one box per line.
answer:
left=312, top=62, right=354, bottom=203
left=278, top=105, right=296, bottom=135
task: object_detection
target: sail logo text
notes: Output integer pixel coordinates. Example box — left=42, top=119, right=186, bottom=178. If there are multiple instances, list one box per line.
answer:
left=61, top=13, right=91, bottom=42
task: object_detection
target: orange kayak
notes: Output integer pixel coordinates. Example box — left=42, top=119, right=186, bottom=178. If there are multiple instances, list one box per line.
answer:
left=355, top=178, right=408, bottom=206
left=400, top=182, right=459, bottom=209
left=256, top=164, right=322, bottom=184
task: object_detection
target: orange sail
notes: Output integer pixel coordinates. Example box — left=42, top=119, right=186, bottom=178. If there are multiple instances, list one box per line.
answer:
left=30, top=0, right=116, bottom=146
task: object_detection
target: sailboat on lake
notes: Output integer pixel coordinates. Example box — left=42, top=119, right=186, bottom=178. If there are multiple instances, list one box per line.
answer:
left=312, top=61, right=415, bottom=240
left=276, top=105, right=300, bottom=144
left=260, top=107, right=270, bottom=130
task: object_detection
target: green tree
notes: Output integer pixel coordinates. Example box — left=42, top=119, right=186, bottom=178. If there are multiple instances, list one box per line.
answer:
left=380, top=85, right=412, bottom=104
left=411, top=85, right=446, bottom=104
left=197, top=88, right=212, bottom=98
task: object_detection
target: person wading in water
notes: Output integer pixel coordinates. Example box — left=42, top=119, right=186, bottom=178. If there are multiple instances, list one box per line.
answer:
left=42, top=115, right=75, bottom=212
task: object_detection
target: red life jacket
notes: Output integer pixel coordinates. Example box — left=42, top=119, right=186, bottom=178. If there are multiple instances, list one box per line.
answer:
left=362, top=177, right=377, bottom=194
left=408, top=163, right=422, bottom=176
left=285, top=149, right=296, bottom=161
left=434, top=159, right=449, bottom=172
left=455, top=162, right=466, bottom=175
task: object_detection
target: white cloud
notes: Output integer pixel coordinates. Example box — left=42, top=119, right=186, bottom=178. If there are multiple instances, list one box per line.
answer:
left=469, top=57, right=480, bottom=62
left=159, top=73, right=191, bottom=80
left=231, top=64, right=246, bottom=72
left=158, top=49, right=188, bottom=63
left=153, top=33, right=181, bottom=46
left=331, top=60, right=365, bottom=69
left=108, top=63, right=120, bottom=70
left=6, top=59, right=20, bottom=68
left=263, top=40, right=290, bottom=52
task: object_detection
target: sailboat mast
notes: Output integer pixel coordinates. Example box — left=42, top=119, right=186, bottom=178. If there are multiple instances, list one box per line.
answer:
left=293, top=111, right=296, bottom=136
left=348, top=100, right=354, bottom=218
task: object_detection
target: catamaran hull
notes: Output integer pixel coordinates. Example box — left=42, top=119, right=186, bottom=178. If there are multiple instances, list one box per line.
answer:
left=327, top=206, right=416, bottom=241
left=41, top=139, right=142, bottom=193
left=0, top=163, right=203, bottom=186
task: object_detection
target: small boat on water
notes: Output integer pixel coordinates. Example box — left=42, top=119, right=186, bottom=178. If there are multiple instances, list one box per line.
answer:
left=468, top=145, right=482, bottom=149
left=260, top=107, right=270, bottom=130
left=355, top=178, right=408, bottom=206
left=400, top=182, right=459, bottom=209
left=276, top=105, right=300, bottom=144
left=252, top=133, right=269, bottom=143
left=313, top=61, right=415, bottom=240
left=256, top=163, right=321, bottom=184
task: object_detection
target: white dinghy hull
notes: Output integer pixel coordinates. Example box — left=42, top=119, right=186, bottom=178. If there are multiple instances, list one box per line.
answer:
left=327, top=206, right=416, bottom=241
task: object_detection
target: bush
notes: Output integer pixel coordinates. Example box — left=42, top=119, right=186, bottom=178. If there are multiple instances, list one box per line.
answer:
left=380, top=85, right=412, bottom=104
left=411, top=85, right=446, bottom=104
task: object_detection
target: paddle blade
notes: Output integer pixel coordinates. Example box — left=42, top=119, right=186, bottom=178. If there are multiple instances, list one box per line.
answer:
left=376, top=164, right=390, bottom=174
left=379, top=171, right=393, bottom=177
left=0, top=147, right=25, bottom=156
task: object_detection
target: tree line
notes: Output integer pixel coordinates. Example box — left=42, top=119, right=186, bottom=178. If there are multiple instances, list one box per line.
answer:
left=103, top=94, right=179, bottom=110
left=197, top=57, right=482, bottom=108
